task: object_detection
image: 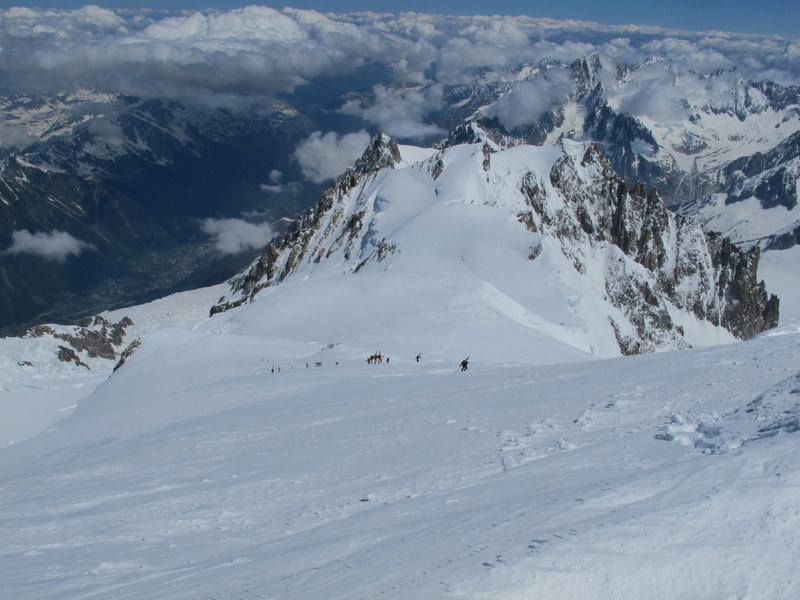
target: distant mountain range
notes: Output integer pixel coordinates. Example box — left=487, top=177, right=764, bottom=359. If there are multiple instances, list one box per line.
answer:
left=0, top=93, right=322, bottom=332
left=1, top=53, right=797, bottom=334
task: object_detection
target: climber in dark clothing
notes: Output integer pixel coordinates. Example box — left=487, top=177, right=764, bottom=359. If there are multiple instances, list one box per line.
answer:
left=460, top=358, right=469, bottom=371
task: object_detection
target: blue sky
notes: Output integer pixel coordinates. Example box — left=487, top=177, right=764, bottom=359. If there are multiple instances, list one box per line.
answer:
left=1, top=0, right=797, bottom=39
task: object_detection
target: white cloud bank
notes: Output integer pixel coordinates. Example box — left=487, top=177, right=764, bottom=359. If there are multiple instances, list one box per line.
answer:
left=0, top=6, right=797, bottom=143
left=201, top=218, right=275, bottom=255
left=340, top=84, right=445, bottom=140
left=293, top=130, right=371, bottom=183
left=486, top=68, right=574, bottom=129
left=4, top=229, right=95, bottom=263
left=0, top=6, right=796, bottom=112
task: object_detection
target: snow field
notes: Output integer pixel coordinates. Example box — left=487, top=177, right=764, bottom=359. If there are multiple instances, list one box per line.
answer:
left=1, top=318, right=799, bottom=599
left=1, top=135, right=798, bottom=598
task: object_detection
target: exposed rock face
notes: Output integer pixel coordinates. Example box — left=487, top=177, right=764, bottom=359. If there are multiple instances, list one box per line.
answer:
left=722, top=131, right=800, bottom=211
left=57, top=346, right=90, bottom=369
left=677, top=130, right=800, bottom=250
left=26, top=315, right=134, bottom=367
left=211, top=134, right=402, bottom=315
left=3, top=52, right=799, bottom=334
left=432, top=55, right=800, bottom=246
left=114, top=337, right=143, bottom=372
left=212, top=134, right=779, bottom=354
left=765, top=223, right=800, bottom=250
left=520, top=142, right=778, bottom=349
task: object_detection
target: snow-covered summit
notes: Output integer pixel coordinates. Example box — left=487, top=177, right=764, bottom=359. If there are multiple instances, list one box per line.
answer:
left=211, top=134, right=778, bottom=358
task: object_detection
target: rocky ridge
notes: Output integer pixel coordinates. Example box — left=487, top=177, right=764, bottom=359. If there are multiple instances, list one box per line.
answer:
left=211, top=133, right=779, bottom=354
left=210, top=134, right=403, bottom=315
left=526, top=140, right=779, bottom=349
left=3, top=53, right=798, bottom=334
left=21, top=315, right=138, bottom=370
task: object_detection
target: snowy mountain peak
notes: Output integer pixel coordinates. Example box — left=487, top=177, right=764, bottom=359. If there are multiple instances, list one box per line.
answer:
left=211, top=137, right=778, bottom=357
left=439, top=120, right=524, bottom=154
left=353, top=133, right=402, bottom=174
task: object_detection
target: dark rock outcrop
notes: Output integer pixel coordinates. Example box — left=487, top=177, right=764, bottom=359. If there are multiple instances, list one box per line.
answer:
left=722, top=131, right=800, bottom=210
left=518, top=141, right=779, bottom=346
left=26, top=315, right=134, bottom=367
left=211, top=134, right=402, bottom=315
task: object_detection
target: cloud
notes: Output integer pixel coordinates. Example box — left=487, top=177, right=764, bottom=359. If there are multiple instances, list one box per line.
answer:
left=260, top=169, right=301, bottom=194
left=486, top=68, right=574, bottom=129
left=0, top=120, right=36, bottom=149
left=0, top=7, right=796, bottom=126
left=339, top=84, right=445, bottom=140
left=604, top=56, right=759, bottom=121
left=293, top=130, right=371, bottom=183
left=4, top=229, right=95, bottom=263
left=201, top=218, right=275, bottom=255
left=86, top=118, right=126, bottom=146
left=0, top=6, right=390, bottom=108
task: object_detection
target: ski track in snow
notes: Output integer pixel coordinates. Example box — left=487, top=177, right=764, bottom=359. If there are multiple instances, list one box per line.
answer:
left=1, top=320, right=800, bottom=599
left=1, top=139, right=799, bottom=598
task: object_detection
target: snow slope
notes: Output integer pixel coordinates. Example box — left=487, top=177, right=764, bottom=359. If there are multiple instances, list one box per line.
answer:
left=0, top=284, right=226, bottom=446
left=218, top=137, right=767, bottom=357
left=3, top=126, right=779, bottom=448
left=0, top=136, right=796, bottom=600
left=1, top=297, right=799, bottom=599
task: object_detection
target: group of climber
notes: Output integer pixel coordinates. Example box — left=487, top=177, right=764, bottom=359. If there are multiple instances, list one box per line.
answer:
left=272, top=354, right=469, bottom=371
left=366, top=352, right=388, bottom=364
left=365, top=351, right=469, bottom=371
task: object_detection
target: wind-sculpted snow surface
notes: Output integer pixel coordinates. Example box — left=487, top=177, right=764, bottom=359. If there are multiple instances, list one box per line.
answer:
left=1, top=295, right=799, bottom=599
left=213, top=134, right=778, bottom=355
